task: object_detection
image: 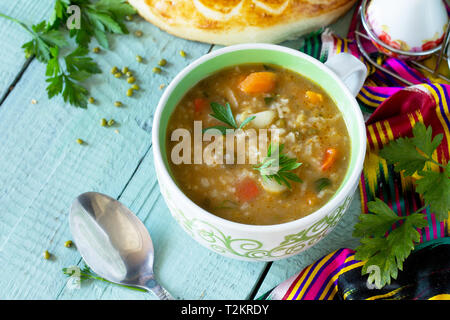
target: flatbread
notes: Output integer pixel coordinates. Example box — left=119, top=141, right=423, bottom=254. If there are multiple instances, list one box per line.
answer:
left=129, top=0, right=356, bottom=45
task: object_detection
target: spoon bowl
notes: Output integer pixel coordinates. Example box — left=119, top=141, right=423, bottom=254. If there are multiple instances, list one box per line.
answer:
left=69, top=192, right=173, bottom=299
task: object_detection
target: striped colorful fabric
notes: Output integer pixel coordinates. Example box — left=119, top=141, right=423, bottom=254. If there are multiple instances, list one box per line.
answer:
left=362, top=84, right=450, bottom=241
left=280, top=249, right=364, bottom=300
left=258, top=239, right=450, bottom=300
left=259, top=17, right=450, bottom=300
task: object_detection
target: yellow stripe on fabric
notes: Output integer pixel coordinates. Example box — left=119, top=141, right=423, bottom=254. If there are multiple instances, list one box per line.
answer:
left=423, top=84, right=450, bottom=157
left=433, top=84, right=450, bottom=156
left=359, top=178, right=367, bottom=213
left=364, top=122, right=386, bottom=197
left=383, top=120, right=395, bottom=141
left=407, top=113, right=425, bottom=180
left=407, top=112, right=417, bottom=128
left=364, top=60, right=376, bottom=75
left=415, top=111, right=441, bottom=172
left=335, top=38, right=342, bottom=54
left=375, top=122, right=388, bottom=145
left=317, top=254, right=355, bottom=300
left=286, top=264, right=314, bottom=300
left=357, top=92, right=380, bottom=108
left=406, top=112, right=437, bottom=177
left=363, top=152, right=384, bottom=197
left=383, top=119, right=416, bottom=192
left=361, top=87, right=387, bottom=104
left=342, top=289, right=353, bottom=300
left=367, top=125, right=380, bottom=150
left=343, top=39, right=349, bottom=53
left=326, top=261, right=366, bottom=300
left=365, top=78, right=378, bottom=87
left=295, top=250, right=340, bottom=300
left=448, top=212, right=450, bottom=235
left=317, top=255, right=365, bottom=300
left=415, top=109, right=423, bottom=122
left=374, top=122, right=390, bottom=180
left=366, top=287, right=404, bottom=300
left=429, top=294, right=450, bottom=300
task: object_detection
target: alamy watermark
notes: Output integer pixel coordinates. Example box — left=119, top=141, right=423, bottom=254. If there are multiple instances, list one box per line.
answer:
left=365, top=265, right=382, bottom=290
left=66, top=5, right=81, bottom=30
left=170, top=121, right=282, bottom=167
left=65, top=266, right=81, bottom=290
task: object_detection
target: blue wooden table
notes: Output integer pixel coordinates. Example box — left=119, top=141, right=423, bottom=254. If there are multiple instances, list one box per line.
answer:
left=0, top=1, right=362, bottom=300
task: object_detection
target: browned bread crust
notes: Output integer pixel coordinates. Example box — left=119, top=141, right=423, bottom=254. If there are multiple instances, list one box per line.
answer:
left=129, top=0, right=356, bottom=45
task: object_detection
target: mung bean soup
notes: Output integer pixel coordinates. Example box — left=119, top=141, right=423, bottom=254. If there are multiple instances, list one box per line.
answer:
left=166, top=64, right=350, bottom=225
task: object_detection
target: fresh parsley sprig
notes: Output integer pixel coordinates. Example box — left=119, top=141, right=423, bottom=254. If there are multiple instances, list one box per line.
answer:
left=64, top=0, right=136, bottom=49
left=62, top=264, right=146, bottom=292
left=353, top=199, right=428, bottom=288
left=0, top=0, right=136, bottom=108
left=46, top=46, right=101, bottom=108
left=0, top=14, right=69, bottom=63
left=353, top=122, right=449, bottom=289
left=254, top=143, right=303, bottom=189
left=379, top=122, right=448, bottom=221
left=203, top=102, right=255, bottom=134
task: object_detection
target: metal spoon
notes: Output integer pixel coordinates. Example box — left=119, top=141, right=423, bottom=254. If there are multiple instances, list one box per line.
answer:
left=69, top=191, right=173, bottom=300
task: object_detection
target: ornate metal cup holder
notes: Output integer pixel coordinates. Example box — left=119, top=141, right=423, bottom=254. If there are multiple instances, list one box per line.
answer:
left=354, top=0, right=450, bottom=86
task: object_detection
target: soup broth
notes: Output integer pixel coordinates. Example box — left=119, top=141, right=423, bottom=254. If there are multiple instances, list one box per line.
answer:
left=166, top=64, right=350, bottom=225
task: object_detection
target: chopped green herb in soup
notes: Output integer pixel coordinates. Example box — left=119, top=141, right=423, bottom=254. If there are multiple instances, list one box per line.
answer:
left=166, top=64, right=350, bottom=225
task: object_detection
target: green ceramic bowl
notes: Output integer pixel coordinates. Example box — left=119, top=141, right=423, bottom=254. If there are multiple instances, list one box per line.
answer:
left=153, top=44, right=366, bottom=261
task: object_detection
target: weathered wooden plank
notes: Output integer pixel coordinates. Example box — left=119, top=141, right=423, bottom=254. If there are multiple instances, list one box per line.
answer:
left=57, top=146, right=267, bottom=300
left=56, top=149, right=159, bottom=300
left=0, top=15, right=211, bottom=299
left=0, top=0, right=55, bottom=101
left=0, top=61, right=152, bottom=299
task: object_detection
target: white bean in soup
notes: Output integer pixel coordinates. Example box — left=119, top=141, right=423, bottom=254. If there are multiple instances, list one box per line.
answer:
left=166, top=64, right=350, bottom=225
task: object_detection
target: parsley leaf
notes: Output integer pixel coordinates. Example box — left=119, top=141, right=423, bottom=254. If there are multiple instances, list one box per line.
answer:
left=45, top=46, right=101, bottom=108
left=353, top=198, right=402, bottom=238
left=61, top=75, right=90, bottom=108
left=1, top=0, right=136, bottom=108
left=254, top=143, right=302, bottom=189
left=68, top=0, right=136, bottom=49
left=63, top=264, right=146, bottom=292
left=354, top=122, right=449, bottom=289
left=415, top=165, right=450, bottom=221
left=411, top=122, right=443, bottom=158
left=239, top=115, right=256, bottom=129
left=315, top=177, right=331, bottom=192
left=48, top=0, right=70, bottom=29
left=378, top=135, right=429, bottom=176
left=379, top=122, right=448, bottom=222
left=0, top=15, right=69, bottom=63
left=354, top=199, right=428, bottom=288
left=210, top=102, right=238, bottom=128
left=203, top=102, right=255, bottom=134
left=64, top=46, right=102, bottom=80
left=94, top=0, right=137, bottom=20
left=379, top=122, right=444, bottom=175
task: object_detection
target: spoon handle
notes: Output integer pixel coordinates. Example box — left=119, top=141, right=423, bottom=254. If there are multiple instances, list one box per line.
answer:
left=144, top=278, right=174, bottom=300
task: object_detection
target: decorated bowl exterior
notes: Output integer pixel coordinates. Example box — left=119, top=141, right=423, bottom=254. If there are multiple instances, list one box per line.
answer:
left=152, top=44, right=366, bottom=261
left=366, top=0, right=448, bottom=58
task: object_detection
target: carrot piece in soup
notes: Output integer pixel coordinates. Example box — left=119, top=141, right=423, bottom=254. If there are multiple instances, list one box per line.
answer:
left=236, top=177, right=260, bottom=202
left=194, top=98, right=208, bottom=113
left=305, top=91, right=323, bottom=104
left=239, top=72, right=277, bottom=94
left=321, top=148, right=338, bottom=171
